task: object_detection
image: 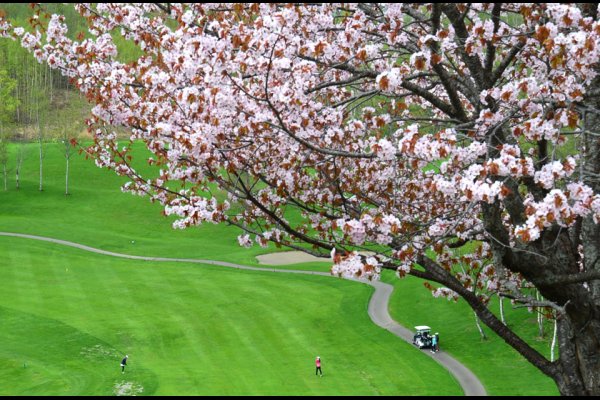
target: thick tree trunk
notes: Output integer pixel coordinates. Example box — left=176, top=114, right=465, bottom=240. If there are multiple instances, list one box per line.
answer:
left=552, top=315, right=600, bottom=395
left=556, top=25, right=600, bottom=393
left=522, top=231, right=600, bottom=395
left=551, top=4, right=600, bottom=395
left=480, top=164, right=600, bottom=395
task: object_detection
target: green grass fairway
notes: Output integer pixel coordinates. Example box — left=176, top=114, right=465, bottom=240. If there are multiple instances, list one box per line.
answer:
left=0, top=141, right=281, bottom=264
left=0, top=238, right=461, bottom=396
left=0, top=141, right=559, bottom=395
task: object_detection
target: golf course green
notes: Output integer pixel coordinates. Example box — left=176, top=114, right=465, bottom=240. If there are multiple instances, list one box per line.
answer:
left=0, top=142, right=558, bottom=395
left=0, top=236, right=464, bottom=396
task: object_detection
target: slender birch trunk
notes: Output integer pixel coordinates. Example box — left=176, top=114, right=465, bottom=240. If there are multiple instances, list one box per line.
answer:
left=536, top=290, right=544, bottom=338
left=38, top=108, right=43, bottom=192
left=551, top=318, right=558, bottom=362
left=15, top=147, right=22, bottom=190
left=64, top=84, right=73, bottom=196
left=474, top=311, right=487, bottom=340
left=499, top=295, right=506, bottom=325
left=65, top=154, right=70, bottom=195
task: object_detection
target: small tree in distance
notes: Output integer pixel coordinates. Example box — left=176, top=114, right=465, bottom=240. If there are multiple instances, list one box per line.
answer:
left=0, top=69, right=18, bottom=190
left=2, top=3, right=600, bottom=395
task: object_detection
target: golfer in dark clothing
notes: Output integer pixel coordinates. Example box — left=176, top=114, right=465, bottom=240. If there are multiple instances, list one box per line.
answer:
left=121, top=355, right=128, bottom=373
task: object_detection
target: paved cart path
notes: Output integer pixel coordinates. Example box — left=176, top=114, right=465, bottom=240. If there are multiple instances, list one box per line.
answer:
left=0, top=231, right=486, bottom=396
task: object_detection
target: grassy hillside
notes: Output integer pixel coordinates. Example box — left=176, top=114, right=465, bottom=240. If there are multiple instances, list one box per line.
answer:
left=0, top=141, right=559, bottom=395
left=1, top=237, right=462, bottom=396
left=0, top=141, right=284, bottom=263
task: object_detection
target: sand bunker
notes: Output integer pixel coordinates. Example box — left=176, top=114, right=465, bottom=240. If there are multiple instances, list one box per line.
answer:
left=256, top=250, right=376, bottom=265
left=256, top=251, right=329, bottom=265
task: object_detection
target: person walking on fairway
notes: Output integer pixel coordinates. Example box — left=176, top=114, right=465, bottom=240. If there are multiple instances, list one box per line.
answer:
left=121, top=355, right=128, bottom=373
left=315, top=356, right=323, bottom=377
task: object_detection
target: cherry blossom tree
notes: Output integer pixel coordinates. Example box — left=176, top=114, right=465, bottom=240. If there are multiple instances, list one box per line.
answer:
left=2, top=3, right=600, bottom=394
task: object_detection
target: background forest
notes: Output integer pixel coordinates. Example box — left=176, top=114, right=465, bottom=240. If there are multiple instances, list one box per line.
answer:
left=0, top=3, right=142, bottom=193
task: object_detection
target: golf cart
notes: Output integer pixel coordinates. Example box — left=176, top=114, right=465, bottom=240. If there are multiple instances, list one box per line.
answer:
left=412, top=326, right=433, bottom=349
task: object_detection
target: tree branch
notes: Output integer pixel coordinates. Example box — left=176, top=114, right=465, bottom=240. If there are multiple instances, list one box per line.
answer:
left=441, top=4, right=486, bottom=89
left=416, top=254, right=557, bottom=377
left=535, top=270, right=600, bottom=287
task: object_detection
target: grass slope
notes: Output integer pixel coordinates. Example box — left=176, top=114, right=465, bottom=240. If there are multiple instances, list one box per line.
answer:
left=0, top=141, right=559, bottom=395
left=0, top=142, right=277, bottom=264
left=0, top=238, right=461, bottom=396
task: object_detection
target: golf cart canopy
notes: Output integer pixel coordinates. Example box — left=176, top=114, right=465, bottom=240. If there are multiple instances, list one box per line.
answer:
left=414, top=326, right=431, bottom=331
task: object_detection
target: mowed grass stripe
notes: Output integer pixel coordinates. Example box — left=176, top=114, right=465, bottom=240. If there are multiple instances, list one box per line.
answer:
left=134, top=266, right=215, bottom=386
left=215, top=273, right=324, bottom=394
left=215, top=273, right=324, bottom=395
left=9, top=247, right=45, bottom=314
left=153, top=274, right=238, bottom=396
left=0, top=306, right=125, bottom=396
left=186, top=271, right=323, bottom=395
left=64, top=250, right=137, bottom=353
left=0, top=237, right=461, bottom=395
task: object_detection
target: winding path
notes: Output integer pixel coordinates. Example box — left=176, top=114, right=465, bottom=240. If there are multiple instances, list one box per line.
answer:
left=0, top=231, right=486, bottom=396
